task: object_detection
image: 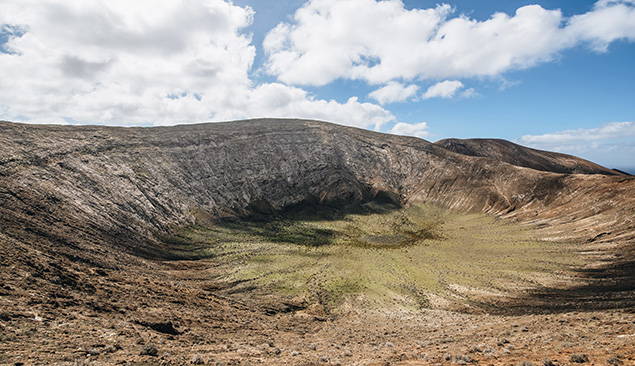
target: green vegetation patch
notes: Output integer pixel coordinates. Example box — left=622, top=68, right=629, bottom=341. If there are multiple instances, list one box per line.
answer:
left=162, top=204, right=582, bottom=311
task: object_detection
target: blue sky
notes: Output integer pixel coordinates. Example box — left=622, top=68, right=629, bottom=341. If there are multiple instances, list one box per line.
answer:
left=1, top=0, right=634, bottom=171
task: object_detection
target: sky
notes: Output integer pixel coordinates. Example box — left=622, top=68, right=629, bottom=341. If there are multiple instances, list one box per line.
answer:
left=1, top=0, right=634, bottom=172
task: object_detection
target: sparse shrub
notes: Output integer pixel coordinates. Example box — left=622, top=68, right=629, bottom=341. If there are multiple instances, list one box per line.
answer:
left=502, top=344, right=514, bottom=354
left=496, top=337, right=510, bottom=346
left=569, top=353, right=589, bottom=363
left=191, top=354, right=205, bottom=364
left=103, top=344, right=120, bottom=354
left=140, top=344, right=158, bottom=356
left=560, top=341, right=573, bottom=349
left=469, top=344, right=483, bottom=353
left=607, top=356, right=623, bottom=365
left=452, top=354, right=472, bottom=364
left=517, top=362, right=535, bottom=366
left=542, top=358, right=555, bottom=366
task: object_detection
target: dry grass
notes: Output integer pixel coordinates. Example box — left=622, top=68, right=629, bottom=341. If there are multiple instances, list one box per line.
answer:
left=163, top=204, right=584, bottom=312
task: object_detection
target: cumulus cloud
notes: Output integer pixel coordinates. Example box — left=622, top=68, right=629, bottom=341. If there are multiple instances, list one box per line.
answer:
left=214, top=83, right=395, bottom=129
left=0, top=0, right=395, bottom=129
left=422, top=80, right=464, bottom=99
left=263, top=0, right=635, bottom=86
left=389, top=122, right=430, bottom=139
left=567, top=0, right=635, bottom=51
left=368, top=82, right=419, bottom=104
left=516, top=122, right=635, bottom=163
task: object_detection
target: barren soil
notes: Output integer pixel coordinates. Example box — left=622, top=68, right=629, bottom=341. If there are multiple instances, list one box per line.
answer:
left=2, top=205, right=634, bottom=366
left=1, top=119, right=634, bottom=365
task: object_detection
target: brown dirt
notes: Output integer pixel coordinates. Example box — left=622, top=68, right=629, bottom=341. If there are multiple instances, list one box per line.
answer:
left=1, top=119, right=634, bottom=365
left=1, top=237, right=634, bottom=366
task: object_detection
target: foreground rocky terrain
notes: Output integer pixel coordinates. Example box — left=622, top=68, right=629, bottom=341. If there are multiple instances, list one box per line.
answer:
left=1, top=119, right=634, bottom=365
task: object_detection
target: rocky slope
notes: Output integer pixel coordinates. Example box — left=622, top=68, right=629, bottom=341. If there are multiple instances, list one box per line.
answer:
left=1, top=118, right=633, bottom=263
left=435, top=138, right=623, bottom=175
left=2, top=118, right=634, bottom=365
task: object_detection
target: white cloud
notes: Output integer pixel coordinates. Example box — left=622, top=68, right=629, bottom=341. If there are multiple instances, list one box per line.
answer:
left=368, top=82, right=419, bottom=105
left=0, top=0, right=395, bottom=129
left=422, top=80, right=464, bottom=99
left=518, top=122, right=635, bottom=145
left=567, top=0, right=635, bottom=52
left=263, top=0, right=635, bottom=86
left=213, top=83, right=395, bottom=129
left=515, top=122, right=635, bottom=167
left=460, top=88, right=478, bottom=98
left=389, top=122, right=430, bottom=139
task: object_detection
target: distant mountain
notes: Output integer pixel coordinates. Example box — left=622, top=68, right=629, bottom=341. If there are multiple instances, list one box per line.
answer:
left=434, top=138, right=623, bottom=176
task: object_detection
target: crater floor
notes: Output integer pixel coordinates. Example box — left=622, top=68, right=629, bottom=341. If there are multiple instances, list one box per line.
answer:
left=2, top=205, right=633, bottom=365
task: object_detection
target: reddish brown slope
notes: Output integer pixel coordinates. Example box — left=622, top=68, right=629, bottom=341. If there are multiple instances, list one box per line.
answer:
left=435, top=138, right=624, bottom=176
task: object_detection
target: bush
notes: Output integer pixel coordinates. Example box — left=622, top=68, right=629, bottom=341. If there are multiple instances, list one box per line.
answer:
left=569, top=353, right=589, bottom=363
left=140, top=344, right=158, bottom=356
left=607, top=356, right=623, bottom=366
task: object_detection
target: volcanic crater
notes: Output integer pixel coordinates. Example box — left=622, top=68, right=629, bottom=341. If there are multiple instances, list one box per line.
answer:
left=1, top=119, right=634, bottom=365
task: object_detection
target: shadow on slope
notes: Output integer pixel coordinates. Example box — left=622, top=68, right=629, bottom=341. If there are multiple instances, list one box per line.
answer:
left=160, top=194, right=441, bottom=261
left=511, top=258, right=635, bottom=314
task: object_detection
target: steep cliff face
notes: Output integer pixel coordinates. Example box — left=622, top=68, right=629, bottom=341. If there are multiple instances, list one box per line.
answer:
left=1, top=119, right=633, bottom=264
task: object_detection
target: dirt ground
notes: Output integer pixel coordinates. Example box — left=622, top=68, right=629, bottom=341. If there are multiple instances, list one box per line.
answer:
left=1, top=248, right=634, bottom=366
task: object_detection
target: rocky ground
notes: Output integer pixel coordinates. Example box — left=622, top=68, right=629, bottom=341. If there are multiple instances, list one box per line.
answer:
left=1, top=234, right=634, bottom=366
left=1, top=119, right=634, bottom=365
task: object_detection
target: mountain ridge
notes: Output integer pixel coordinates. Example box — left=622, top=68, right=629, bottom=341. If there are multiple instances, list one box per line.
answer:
left=2, top=118, right=634, bottom=364
left=1, top=118, right=633, bottom=263
left=435, top=137, right=623, bottom=176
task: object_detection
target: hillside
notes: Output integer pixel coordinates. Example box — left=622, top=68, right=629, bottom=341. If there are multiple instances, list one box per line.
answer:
left=1, top=119, right=632, bottom=258
left=1, top=119, right=634, bottom=365
left=435, top=138, right=623, bottom=176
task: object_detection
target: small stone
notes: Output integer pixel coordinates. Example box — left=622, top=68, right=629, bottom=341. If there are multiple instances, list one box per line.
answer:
left=291, top=350, right=299, bottom=356
left=542, top=358, right=555, bottom=366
